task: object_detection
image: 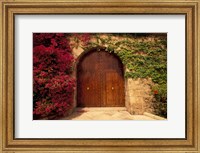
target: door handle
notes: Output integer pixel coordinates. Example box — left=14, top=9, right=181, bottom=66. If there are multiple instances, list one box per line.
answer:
left=112, top=87, right=114, bottom=90
left=87, top=87, right=89, bottom=90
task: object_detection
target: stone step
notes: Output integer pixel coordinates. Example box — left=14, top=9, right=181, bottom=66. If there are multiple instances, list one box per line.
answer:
left=76, top=107, right=127, bottom=112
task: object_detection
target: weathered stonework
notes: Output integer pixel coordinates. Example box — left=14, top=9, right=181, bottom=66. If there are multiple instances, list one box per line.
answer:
left=72, top=47, right=84, bottom=58
left=125, top=78, right=154, bottom=115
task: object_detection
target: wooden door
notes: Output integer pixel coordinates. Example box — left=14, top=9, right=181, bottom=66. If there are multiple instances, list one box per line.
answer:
left=77, top=50, right=125, bottom=107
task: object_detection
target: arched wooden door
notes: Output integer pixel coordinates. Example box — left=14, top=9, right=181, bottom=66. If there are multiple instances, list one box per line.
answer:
left=77, top=50, right=125, bottom=107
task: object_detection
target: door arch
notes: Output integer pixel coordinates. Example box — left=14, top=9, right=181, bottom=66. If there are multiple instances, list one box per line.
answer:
left=77, top=49, right=125, bottom=107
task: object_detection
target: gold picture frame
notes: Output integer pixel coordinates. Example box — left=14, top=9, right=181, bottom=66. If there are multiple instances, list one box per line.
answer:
left=0, top=0, right=199, bottom=152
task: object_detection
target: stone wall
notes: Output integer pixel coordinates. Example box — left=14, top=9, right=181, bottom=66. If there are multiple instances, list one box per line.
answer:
left=125, top=78, right=154, bottom=115
left=71, top=47, right=84, bottom=109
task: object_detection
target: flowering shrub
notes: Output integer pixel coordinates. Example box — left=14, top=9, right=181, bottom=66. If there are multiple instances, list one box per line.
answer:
left=70, top=33, right=91, bottom=48
left=33, top=75, right=75, bottom=118
left=33, top=33, right=75, bottom=119
left=33, top=33, right=71, bottom=50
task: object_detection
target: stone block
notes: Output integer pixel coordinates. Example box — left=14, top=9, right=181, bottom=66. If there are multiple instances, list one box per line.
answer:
left=133, top=80, right=140, bottom=85
left=128, top=96, right=137, bottom=103
left=128, top=90, right=144, bottom=97
left=127, top=78, right=133, bottom=84
left=128, top=104, right=144, bottom=115
left=134, top=103, right=143, bottom=110
left=72, top=47, right=84, bottom=57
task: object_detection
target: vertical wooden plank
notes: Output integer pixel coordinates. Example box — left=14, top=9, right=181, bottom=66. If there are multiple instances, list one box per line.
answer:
left=101, top=51, right=125, bottom=107
left=105, top=72, right=112, bottom=106
left=77, top=51, right=101, bottom=107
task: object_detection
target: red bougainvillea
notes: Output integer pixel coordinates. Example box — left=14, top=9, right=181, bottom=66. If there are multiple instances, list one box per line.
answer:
left=33, top=33, right=75, bottom=119
left=70, top=33, right=91, bottom=48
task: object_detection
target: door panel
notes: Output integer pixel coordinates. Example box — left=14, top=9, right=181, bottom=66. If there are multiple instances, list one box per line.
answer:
left=104, top=72, right=124, bottom=107
left=105, top=72, right=116, bottom=106
left=77, top=50, right=125, bottom=107
left=77, top=52, right=101, bottom=107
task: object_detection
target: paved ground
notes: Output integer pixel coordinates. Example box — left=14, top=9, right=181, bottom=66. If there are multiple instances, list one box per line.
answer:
left=61, top=107, right=157, bottom=120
